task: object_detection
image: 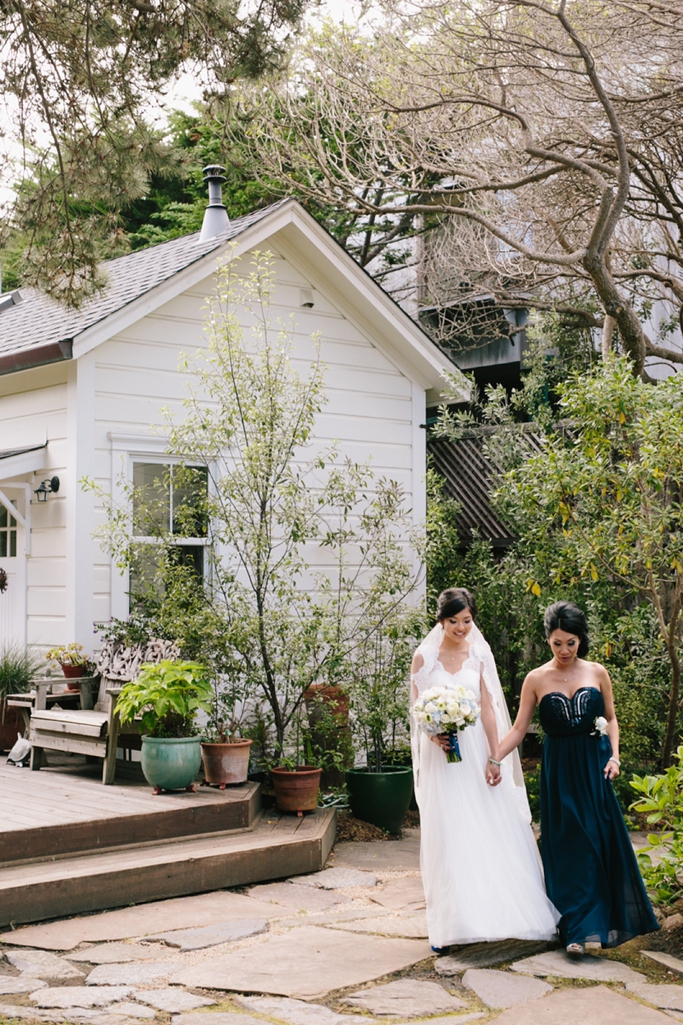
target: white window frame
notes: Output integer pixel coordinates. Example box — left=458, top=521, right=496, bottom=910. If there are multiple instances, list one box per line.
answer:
left=109, top=434, right=212, bottom=620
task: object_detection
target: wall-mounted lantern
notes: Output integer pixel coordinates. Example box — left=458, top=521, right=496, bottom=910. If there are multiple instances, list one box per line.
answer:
left=34, top=476, right=60, bottom=503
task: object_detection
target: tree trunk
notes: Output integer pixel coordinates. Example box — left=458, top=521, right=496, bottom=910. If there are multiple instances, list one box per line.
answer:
left=601, top=315, right=615, bottom=360
left=583, top=252, right=647, bottom=375
left=662, top=640, right=681, bottom=767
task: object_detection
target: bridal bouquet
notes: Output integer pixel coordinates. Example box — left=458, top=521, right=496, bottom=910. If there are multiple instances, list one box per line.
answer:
left=412, top=685, right=480, bottom=763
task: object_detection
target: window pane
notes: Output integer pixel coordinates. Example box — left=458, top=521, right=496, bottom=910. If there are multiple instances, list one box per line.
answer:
left=0, top=533, right=6, bottom=558
left=133, top=463, right=170, bottom=535
left=171, top=466, right=208, bottom=537
left=10, top=531, right=16, bottom=557
left=0, top=506, right=6, bottom=529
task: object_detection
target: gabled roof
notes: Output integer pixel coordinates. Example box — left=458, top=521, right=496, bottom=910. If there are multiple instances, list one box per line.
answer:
left=0, top=199, right=448, bottom=392
left=0, top=201, right=289, bottom=375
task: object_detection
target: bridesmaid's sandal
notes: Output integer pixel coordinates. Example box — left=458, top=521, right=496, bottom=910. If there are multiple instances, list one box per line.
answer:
left=431, top=945, right=450, bottom=954
left=566, top=943, right=584, bottom=956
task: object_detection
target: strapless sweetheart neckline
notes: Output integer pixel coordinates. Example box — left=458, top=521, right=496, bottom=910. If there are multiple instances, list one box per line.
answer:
left=540, top=686, right=600, bottom=704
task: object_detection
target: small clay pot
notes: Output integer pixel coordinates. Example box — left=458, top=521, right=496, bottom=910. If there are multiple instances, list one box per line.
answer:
left=271, top=765, right=322, bottom=816
left=201, top=738, right=252, bottom=787
left=61, top=664, right=86, bottom=680
left=303, top=684, right=350, bottom=722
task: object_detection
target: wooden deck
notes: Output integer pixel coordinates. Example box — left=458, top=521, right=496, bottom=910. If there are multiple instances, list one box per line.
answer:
left=0, top=755, right=261, bottom=863
left=0, top=754, right=335, bottom=928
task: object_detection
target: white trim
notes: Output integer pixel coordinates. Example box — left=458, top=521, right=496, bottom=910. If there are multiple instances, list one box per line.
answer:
left=65, top=351, right=96, bottom=645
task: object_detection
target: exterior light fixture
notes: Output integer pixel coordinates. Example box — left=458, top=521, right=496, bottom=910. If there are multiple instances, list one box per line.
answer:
left=34, top=476, right=60, bottom=502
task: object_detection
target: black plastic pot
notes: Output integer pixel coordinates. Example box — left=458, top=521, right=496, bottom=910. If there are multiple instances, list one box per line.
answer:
left=345, top=765, right=414, bottom=835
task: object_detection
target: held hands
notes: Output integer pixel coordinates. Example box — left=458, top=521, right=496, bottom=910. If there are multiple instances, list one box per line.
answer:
left=486, top=758, right=502, bottom=787
left=604, top=756, right=621, bottom=781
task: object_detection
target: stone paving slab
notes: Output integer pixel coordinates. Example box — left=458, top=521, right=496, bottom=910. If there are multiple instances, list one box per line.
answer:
left=108, top=1002, right=157, bottom=1019
left=369, top=877, right=425, bottom=912
left=149, top=919, right=268, bottom=950
left=247, top=882, right=352, bottom=911
left=0, top=891, right=288, bottom=950
left=86, top=959, right=182, bottom=986
left=462, top=968, right=552, bottom=1009
left=31, top=986, right=133, bottom=1008
left=488, top=984, right=674, bottom=1024
left=326, top=911, right=428, bottom=939
left=172, top=1015, right=271, bottom=1025
left=396, top=1017, right=485, bottom=1025
left=511, top=949, right=645, bottom=983
left=331, top=831, right=421, bottom=872
left=626, top=981, right=683, bottom=1010
left=67, top=942, right=170, bottom=963
left=237, top=994, right=378, bottom=1025
left=133, top=988, right=216, bottom=1013
left=342, top=979, right=467, bottom=1016
left=5, top=949, right=86, bottom=980
left=435, top=940, right=553, bottom=974
left=172, top=926, right=430, bottom=999
left=0, top=976, right=48, bottom=994
left=295, top=868, right=378, bottom=889
left=643, top=951, right=683, bottom=976
left=0, top=1005, right=144, bottom=1025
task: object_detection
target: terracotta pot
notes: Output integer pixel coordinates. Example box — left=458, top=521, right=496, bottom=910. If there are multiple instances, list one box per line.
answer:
left=61, top=664, right=86, bottom=680
left=0, top=704, right=25, bottom=752
left=303, top=684, right=350, bottom=722
left=201, top=739, right=252, bottom=787
left=271, top=765, right=322, bottom=816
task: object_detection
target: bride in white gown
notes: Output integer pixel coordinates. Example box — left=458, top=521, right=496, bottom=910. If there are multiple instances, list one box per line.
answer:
left=411, top=588, right=559, bottom=950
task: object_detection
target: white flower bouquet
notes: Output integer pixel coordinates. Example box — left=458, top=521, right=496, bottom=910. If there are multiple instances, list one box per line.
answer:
left=412, top=684, right=481, bottom=763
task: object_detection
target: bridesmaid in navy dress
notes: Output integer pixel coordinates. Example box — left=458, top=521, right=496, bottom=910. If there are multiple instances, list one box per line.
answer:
left=491, top=601, right=658, bottom=953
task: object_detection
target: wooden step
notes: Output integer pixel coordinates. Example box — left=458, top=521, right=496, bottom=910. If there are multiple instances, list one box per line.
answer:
left=0, top=808, right=336, bottom=928
left=0, top=760, right=261, bottom=863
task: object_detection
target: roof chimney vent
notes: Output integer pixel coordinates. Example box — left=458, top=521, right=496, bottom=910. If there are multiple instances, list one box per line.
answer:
left=199, top=165, right=230, bottom=242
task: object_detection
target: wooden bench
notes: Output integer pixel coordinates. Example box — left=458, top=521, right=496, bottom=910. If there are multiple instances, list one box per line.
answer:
left=29, top=685, right=132, bottom=784
left=28, top=639, right=179, bottom=784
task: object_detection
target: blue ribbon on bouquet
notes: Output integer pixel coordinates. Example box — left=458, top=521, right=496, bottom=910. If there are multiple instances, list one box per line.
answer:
left=446, top=731, right=462, bottom=764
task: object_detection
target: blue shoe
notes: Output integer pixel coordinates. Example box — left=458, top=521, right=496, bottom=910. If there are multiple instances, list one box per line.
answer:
left=431, top=945, right=449, bottom=954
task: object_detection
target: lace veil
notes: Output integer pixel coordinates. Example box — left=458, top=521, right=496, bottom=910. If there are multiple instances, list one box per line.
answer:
left=410, top=621, right=530, bottom=821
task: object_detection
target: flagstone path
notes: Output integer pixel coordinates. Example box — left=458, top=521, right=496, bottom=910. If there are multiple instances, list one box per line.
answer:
left=0, top=825, right=680, bottom=1025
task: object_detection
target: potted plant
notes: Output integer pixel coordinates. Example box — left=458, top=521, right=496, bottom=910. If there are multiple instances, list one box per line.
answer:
left=345, top=611, right=420, bottom=835
left=271, top=712, right=323, bottom=816
left=200, top=685, right=252, bottom=787
left=0, top=645, right=43, bottom=751
left=45, top=643, right=96, bottom=688
left=116, top=659, right=213, bottom=793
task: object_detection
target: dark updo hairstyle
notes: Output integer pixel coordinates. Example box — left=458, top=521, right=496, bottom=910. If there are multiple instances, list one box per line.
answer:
left=436, top=587, right=477, bottom=622
left=544, top=600, right=590, bottom=658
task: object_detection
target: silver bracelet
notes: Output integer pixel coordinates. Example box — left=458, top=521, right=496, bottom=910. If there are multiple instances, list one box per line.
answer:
left=608, top=756, right=621, bottom=766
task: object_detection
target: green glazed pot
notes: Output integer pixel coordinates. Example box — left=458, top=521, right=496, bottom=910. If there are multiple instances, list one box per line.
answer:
left=141, top=735, right=202, bottom=791
left=345, top=765, right=414, bottom=835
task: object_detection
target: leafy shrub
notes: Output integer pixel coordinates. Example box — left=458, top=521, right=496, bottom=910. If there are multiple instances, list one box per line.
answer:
left=630, top=747, right=683, bottom=905
left=0, top=645, right=43, bottom=702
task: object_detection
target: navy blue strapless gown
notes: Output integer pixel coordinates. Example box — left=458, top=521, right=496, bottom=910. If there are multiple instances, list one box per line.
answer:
left=539, top=687, right=659, bottom=947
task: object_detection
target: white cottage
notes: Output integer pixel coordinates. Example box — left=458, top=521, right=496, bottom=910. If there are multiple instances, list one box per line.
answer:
left=0, top=180, right=447, bottom=653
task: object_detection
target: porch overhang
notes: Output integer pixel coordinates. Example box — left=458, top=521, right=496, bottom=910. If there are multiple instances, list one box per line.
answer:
left=0, top=443, right=47, bottom=480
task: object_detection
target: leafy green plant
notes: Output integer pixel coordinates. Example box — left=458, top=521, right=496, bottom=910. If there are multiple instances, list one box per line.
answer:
left=0, top=645, right=44, bottom=707
left=45, top=643, right=95, bottom=672
left=116, top=660, right=213, bottom=739
left=630, top=746, right=683, bottom=905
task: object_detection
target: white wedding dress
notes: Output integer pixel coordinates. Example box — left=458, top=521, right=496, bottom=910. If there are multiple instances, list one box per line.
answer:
left=411, top=629, right=559, bottom=948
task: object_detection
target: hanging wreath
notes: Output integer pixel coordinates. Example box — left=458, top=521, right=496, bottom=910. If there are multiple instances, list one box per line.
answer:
left=0, top=568, right=7, bottom=593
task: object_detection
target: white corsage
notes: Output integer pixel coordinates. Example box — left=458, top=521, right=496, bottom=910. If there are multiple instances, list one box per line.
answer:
left=592, top=715, right=608, bottom=736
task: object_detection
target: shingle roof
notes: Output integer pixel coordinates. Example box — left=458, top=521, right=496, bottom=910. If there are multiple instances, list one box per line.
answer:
left=428, top=431, right=543, bottom=547
left=0, top=200, right=291, bottom=374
